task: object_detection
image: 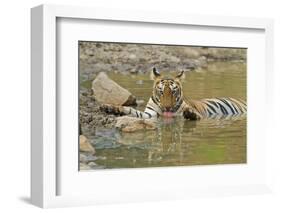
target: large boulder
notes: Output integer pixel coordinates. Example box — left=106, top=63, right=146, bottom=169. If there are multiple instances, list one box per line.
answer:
left=92, top=72, right=136, bottom=106
left=115, top=116, right=156, bottom=133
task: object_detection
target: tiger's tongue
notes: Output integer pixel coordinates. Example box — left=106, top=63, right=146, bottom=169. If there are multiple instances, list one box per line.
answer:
left=163, top=111, right=174, bottom=118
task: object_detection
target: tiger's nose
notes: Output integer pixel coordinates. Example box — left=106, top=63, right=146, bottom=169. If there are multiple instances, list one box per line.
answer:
left=165, top=107, right=172, bottom=112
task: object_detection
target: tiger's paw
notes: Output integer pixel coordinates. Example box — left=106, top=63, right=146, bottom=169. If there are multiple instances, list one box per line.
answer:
left=100, top=104, right=125, bottom=116
left=183, top=108, right=201, bottom=120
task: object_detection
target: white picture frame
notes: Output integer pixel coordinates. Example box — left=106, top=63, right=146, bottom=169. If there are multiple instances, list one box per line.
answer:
left=31, top=4, right=274, bottom=208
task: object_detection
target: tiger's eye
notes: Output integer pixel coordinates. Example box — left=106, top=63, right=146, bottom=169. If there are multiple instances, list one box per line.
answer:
left=172, top=88, right=178, bottom=95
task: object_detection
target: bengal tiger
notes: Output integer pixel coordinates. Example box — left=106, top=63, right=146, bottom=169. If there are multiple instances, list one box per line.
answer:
left=101, top=67, right=247, bottom=120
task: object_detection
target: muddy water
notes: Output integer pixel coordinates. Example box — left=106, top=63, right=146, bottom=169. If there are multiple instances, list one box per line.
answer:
left=87, top=61, right=246, bottom=169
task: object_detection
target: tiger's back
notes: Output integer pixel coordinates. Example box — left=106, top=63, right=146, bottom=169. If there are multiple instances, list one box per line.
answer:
left=184, top=97, right=247, bottom=119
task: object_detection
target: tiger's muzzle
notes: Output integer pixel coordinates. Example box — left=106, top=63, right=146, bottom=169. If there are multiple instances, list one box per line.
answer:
left=159, top=85, right=177, bottom=112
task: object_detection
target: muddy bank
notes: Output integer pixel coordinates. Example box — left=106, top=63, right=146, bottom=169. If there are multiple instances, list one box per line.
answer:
left=80, top=88, right=117, bottom=137
left=79, top=42, right=246, bottom=81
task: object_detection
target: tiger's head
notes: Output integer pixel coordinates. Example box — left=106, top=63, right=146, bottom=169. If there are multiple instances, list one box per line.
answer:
left=151, top=67, right=185, bottom=113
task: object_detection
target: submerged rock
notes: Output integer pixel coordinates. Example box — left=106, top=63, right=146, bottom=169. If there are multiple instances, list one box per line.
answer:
left=80, top=153, right=98, bottom=163
left=79, top=135, right=96, bottom=154
left=92, top=72, right=136, bottom=106
left=115, top=116, right=156, bottom=133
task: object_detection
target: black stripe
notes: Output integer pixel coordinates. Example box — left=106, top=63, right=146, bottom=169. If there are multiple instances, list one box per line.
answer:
left=227, top=98, right=240, bottom=114
left=172, top=99, right=183, bottom=113
left=205, top=102, right=217, bottom=114
left=144, top=112, right=152, bottom=118
left=135, top=111, right=139, bottom=117
left=219, top=98, right=236, bottom=114
left=232, top=103, right=239, bottom=114
left=230, top=98, right=246, bottom=112
left=140, top=113, right=143, bottom=118
left=209, top=100, right=219, bottom=108
left=207, top=108, right=213, bottom=116
left=151, top=96, right=158, bottom=105
left=217, top=102, right=228, bottom=115
left=155, top=97, right=160, bottom=102
left=146, top=106, right=156, bottom=112
left=227, top=99, right=239, bottom=114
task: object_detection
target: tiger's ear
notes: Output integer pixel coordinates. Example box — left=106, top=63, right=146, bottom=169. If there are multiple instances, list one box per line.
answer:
left=176, top=70, right=185, bottom=80
left=150, top=67, right=161, bottom=80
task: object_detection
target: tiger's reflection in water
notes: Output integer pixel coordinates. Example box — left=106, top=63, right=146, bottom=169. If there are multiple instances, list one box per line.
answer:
left=116, top=117, right=197, bottom=165
left=112, top=114, right=246, bottom=167
left=147, top=117, right=196, bottom=165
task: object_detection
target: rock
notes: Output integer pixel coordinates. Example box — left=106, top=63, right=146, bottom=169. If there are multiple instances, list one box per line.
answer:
left=79, top=135, right=96, bottom=154
left=115, top=116, right=156, bottom=133
left=129, top=54, right=136, bottom=59
left=92, top=72, right=136, bottom=106
left=95, top=43, right=102, bottom=48
left=80, top=153, right=98, bottom=163
left=80, top=163, right=92, bottom=170
left=87, top=162, right=97, bottom=167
